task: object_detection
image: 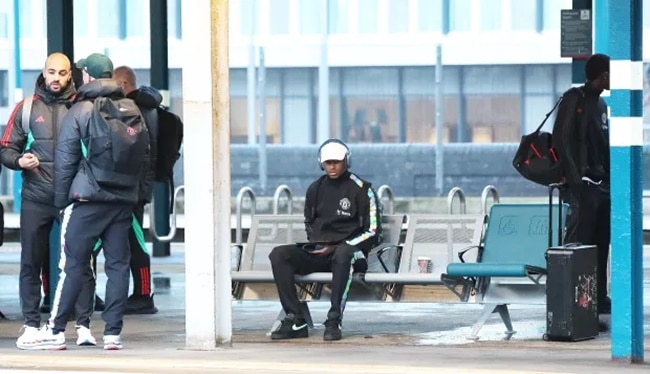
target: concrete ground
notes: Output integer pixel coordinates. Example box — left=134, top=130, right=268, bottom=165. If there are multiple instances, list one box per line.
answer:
left=1, top=242, right=649, bottom=373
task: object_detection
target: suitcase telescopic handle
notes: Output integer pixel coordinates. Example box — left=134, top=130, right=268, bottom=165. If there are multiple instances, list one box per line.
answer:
left=548, top=183, right=565, bottom=247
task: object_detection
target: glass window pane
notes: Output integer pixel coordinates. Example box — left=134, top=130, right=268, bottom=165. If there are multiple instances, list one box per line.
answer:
left=329, top=0, right=349, bottom=34
left=98, top=0, right=120, bottom=37
left=19, top=0, right=32, bottom=37
left=543, top=0, right=566, bottom=31
left=554, top=64, right=571, bottom=95
left=466, top=96, right=521, bottom=142
left=343, top=67, right=398, bottom=96
left=299, top=0, right=322, bottom=34
left=0, top=70, right=7, bottom=107
left=344, top=98, right=399, bottom=143
left=168, top=0, right=182, bottom=39
left=418, top=0, right=442, bottom=32
left=358, top=0, right=378, bottom=34
left=524, top=65, right=553, bottom=94
left=450, top=0, right=471, bottom=32
left=511, top=0, right=537, bottom=31
left=405, top=96, right=458, bottom=143
left=240, top=0, right=259, bottom=35
left=645, top=0, right=650, bottom=28
left=388, top=0, right=409, bottom=33
left=269, top=0, right=290, bottom=34
left=0, top=13, right=7, bottom=38
left=73, top=0, right=88, bottom=37
left=464, top=66, right=521, bottom=95
left=480, top=0, right=501, bottom=31
left=126, top=0, right=147, bottom=37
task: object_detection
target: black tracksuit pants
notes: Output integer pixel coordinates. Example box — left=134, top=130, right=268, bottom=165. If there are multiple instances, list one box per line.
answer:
left=51, top=202, right=132, bottom=335
left=269, top=243, right=367, bottom=322
left=565, top=183, right=611, bottom=311
left=129, top=202, right=152, bottom=296
left=19, top=200, right=59, bottom=328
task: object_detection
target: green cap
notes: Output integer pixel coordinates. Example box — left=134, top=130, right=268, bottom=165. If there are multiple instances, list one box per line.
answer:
left=76, top=53, right=114, bottom=79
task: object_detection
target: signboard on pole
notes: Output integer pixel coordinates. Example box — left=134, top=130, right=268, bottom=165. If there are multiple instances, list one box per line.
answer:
left=561, top=9, right=593, bottom=58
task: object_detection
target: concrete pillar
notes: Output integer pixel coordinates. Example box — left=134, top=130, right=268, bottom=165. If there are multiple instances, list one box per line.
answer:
left=182, top=0, right=232, bottom=348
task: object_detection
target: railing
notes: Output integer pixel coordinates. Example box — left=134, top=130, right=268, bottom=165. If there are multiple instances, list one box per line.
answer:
left=150, top=185, right=185, bottom=242
left=377, top=184, right=395, bottom=214
left=272, top=184, right=293, bottom=215
left=235, top=186, right=256, bottom=246
left=447, top=187, right=467, bottom=215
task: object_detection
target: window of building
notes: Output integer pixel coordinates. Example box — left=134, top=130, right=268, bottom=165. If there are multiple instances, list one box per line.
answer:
left=511, top=0, right=537, bottom=31
left=168, top=0, right=182, bottom=39
left=480, top=0, right=501, bottom=31
left=388, top=0, right=409, bottom=33
left=417, top=0, right=443, bottom=32
left=126, top=0, right=147, bottom=37
left=358, top=0, right=378, bottom=34
left=239, top=0, right=259, bottom=36
left=342, top=68, right=399, bottom=143
left=269, top=0, right=290, bottom=34
left=329, top=0, right=349, bottom=34
left=543, top=0, right=566, bottom=31
left=449, top=0, right=471, bottom=32
left=299, top=0, right=322, bottom=34
left=0, top=13, right=7, bottom=39
left=98, top=0, right=120, bottom=37
left=19, top=0, right=33, bottom=37
left=73, top=0, right=88, bottom=37
left=0, top=70, right=7, bottom=107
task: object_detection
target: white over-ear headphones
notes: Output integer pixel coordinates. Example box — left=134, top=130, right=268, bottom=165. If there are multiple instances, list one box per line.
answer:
left=317, top=138, right=351, bottom=170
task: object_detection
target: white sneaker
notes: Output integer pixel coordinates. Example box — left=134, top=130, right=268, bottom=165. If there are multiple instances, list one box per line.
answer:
left=103, top=335, right=123, bottom=350
left=75, top=325, right=97, bottom=346
left=24, top=325, right=66, bottom=350
left=16, top=325, right=39, bottom=350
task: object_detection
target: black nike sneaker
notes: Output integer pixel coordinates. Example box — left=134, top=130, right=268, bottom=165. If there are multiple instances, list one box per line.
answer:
left=270, top=314, right=309, bottom=340
left=323, top=318, right=342, bottom=341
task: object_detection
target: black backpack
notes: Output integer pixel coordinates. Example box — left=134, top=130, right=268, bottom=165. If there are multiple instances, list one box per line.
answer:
left=84, top=97, right=149, bottom=188
left=512, top=88, right=584, bottom=186
left=154, top=106, right=184, bottom=182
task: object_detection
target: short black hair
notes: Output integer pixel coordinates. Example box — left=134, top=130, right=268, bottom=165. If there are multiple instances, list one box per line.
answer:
left=585, top=53, right=610, bottom=81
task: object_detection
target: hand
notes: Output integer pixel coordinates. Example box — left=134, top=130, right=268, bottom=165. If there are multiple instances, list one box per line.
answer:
left=18, top=153, right=40, bottom=169
left=310, top=245, right=334, bottom=255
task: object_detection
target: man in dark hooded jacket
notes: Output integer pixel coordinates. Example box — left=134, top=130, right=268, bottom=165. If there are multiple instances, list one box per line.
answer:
left=1, top=53, right=77, bottom=349
left=113, top=65, right=160, bottom=314
left=32, top=53, right=149, bottom=351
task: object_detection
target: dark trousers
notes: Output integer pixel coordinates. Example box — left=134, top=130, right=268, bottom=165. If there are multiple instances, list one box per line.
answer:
left=19, top=200, right=58, bottom=327
left=51, top=202, right=132, bottom=335
left=565, top=183, right=611, bottom=309
left=129, top=202, right=151, bottom=296
left=269, top=243, right=367, bottom=322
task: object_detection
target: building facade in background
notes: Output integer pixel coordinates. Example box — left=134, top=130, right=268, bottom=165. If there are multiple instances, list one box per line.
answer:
left=1, top=0, right=650, bottom=145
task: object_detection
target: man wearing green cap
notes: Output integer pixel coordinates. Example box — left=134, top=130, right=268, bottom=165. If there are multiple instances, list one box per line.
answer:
left=34, top=53, right=150, bottom=351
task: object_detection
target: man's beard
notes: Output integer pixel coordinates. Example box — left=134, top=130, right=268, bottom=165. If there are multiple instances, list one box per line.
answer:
left=47, top=81, right=66, bottom=93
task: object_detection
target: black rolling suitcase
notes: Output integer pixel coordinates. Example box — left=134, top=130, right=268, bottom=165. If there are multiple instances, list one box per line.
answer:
left=544, top=184, right=598, bottom=342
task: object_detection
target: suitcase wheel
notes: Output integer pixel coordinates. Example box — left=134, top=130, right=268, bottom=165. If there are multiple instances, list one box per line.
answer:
left=543, top=334, right=550, bottom=341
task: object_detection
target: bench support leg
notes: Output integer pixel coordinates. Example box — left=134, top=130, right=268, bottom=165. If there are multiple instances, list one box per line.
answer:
left=468, top=303, right=516, bottom=341
left=268, top=301, right=314, bottom=336
left=496, top=304, right=516, bottom=340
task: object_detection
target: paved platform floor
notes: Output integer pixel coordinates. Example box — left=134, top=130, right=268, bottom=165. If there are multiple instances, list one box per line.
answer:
left=1, top=243, right=649, bottom=373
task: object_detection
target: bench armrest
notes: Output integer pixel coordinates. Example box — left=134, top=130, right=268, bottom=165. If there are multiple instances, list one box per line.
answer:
left=457, top=245, right=482, bottom=263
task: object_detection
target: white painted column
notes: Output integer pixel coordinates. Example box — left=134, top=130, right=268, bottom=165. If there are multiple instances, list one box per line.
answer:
left=182, top=0, right=232, bottom=349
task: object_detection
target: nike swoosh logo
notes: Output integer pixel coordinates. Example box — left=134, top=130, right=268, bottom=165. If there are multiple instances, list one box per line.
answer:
left=292, top=324, right=307, bottom=331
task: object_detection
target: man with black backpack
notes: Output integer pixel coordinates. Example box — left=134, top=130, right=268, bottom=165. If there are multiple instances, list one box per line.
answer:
left=112, top=65, right=164, bottom=315
left=552, top=53, right=611, bottom=318
left=32, top=53, right=150, bottom=351
left=268, top=139, right=381, bottom=342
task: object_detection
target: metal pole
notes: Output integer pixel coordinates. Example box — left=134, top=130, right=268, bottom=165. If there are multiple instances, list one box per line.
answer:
left=12, top=0, right=22, bottom=213
left=317, top=0, right=330, bottom=142
left=182, top=0, right=232, bottom=348
left=597, top=0, right=644, bottom=363
left=258, top=47, right=267, bottom=193
left=246, top=0, right=257, bottom=144
left=45, top=0, right=75, bottom=311
left=570, top=0, right=591, bottom=87
left=435, top=45, right=444, bottom=196
left=150, top=0, right=172, bottom=257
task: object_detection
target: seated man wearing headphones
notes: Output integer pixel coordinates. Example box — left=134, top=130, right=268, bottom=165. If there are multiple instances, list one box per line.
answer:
left=268, top=139, right=381, bottom=341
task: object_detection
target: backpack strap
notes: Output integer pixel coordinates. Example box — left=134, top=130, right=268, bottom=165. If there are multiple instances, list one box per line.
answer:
left=21, top=96, right=33, bottom=135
